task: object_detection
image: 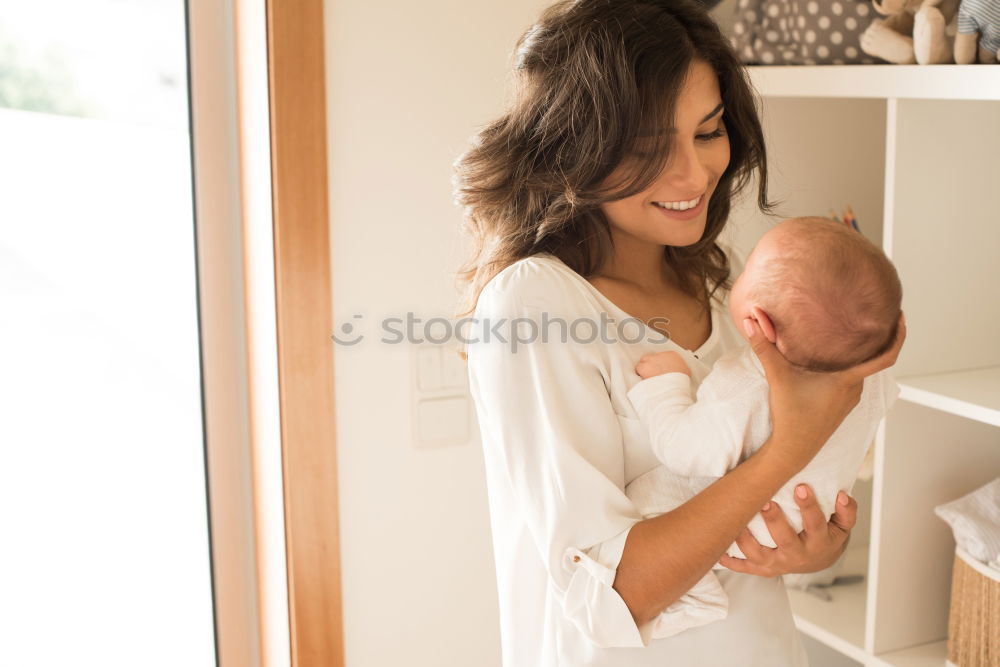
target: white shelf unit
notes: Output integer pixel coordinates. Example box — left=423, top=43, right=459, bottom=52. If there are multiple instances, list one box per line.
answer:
left=787, top=545, right=869, bottom=664
left=747, top=65, right=1000, bottom=102
left=897, top=367, right=1000, bottom=428
left=730, top=65, right=1000, bottom=667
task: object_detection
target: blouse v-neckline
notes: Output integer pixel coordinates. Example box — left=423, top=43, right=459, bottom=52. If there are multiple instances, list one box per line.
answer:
left=533, top=252, right=721, bottom=359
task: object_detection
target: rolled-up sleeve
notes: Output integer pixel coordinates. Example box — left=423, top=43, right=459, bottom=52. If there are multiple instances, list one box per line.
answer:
left=467, top=262, right=653, bottom=649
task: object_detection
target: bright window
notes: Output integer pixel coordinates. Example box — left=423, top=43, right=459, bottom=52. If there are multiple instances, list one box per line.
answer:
left=0, top=2, right=216, bottom=664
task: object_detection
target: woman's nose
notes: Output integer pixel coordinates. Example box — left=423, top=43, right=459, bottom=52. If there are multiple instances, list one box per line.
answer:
left=663, top=140, right=708, bottom=194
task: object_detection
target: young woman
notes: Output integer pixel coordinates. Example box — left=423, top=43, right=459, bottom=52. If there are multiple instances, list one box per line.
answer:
left=452, top=1, right=905, bottom=665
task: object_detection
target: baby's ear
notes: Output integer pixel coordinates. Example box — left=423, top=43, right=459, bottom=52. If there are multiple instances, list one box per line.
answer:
left=749, top=305, right=777, bottom=344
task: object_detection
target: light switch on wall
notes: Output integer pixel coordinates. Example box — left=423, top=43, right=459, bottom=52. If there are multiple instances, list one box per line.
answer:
left=411, top=341, right=472, bottom=449
left=416, top=345, right=443, bottom=391
left=416, top=396, right=470, bottom=447
left=439, top=344, right=468, bottom=390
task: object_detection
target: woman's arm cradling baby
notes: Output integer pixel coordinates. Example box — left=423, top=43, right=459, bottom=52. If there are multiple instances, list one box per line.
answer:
left=612, top=313, right=905, bottom=628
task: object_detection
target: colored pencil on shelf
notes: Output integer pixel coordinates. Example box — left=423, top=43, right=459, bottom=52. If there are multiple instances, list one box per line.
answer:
left=846, top=205, right=860, bottom=232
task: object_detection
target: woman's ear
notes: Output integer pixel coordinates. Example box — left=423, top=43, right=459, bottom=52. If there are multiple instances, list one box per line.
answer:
left=749, top=305, right=777, bottom=344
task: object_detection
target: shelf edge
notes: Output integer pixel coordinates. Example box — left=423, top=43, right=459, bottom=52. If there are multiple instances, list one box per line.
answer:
left=897, top=383, right=1000, bottom=428
left=746, top=65, right=1000, bottom=101
left=793, top=613, right=870, bottom=664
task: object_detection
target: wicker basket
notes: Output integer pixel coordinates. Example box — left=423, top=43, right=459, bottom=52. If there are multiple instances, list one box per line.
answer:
left=946, top=547, right=1000, bottom=667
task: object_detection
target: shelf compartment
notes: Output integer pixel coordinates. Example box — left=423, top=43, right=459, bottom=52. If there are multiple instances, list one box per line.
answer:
left=747, top=65, right=1000, bottom=101
left=788, top=545, right=869, bottom=664
left=886, top=99, right=1000, bottom=379
left=898, top=366, right=1000, bottom=427
left=868, top=403, right=1000, bottom=655
left=869, top=639, right=948, bottom=666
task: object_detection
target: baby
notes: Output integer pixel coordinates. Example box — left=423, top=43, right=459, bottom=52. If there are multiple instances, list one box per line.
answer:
left=624, top=217, right=902, bottom=638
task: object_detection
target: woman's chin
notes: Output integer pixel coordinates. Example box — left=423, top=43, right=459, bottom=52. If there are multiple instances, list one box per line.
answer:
left=621, top=213, right=708, bottom=248
left=659, top=221, right=708, bottom=247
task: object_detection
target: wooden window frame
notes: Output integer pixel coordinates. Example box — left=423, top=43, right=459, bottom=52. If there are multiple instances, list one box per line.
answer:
left=266, top=1, right=344, bottom=665
left=188, top=0, right=342, bottom=665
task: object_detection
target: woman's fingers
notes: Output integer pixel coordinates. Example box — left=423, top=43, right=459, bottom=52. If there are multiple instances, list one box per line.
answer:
left=830, top=490, right=858, bottom=536
left=793, top=485, right=827, bottom=535
left=734, top=528, right=768, bottom=562
left=745, top=309, right=906, bottom=388
left=723, top=489, right=859, bottom=577
left=720, top=531, right=778, bottom=577
left=759, top=501, right=798, bottom=549
left=718, top=553, right=750, bottom=573
left=732, top=527, right=779, bottom=574
left=742, top=315, right=790, bottom=385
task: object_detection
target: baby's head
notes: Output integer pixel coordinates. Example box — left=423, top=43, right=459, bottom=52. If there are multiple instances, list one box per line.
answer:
left=729, top=217, right=902, bottom=372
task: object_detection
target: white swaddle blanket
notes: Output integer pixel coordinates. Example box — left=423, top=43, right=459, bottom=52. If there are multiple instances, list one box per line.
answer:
left=624, top=345, right=899, bottom=639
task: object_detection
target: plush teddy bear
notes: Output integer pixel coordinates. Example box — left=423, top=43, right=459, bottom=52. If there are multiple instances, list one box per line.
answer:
left=860, top=0, right=961, bottom=64
left=954, top=0, right=1000, bottom=62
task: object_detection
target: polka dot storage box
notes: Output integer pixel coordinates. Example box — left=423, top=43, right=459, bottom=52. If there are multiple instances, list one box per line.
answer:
left=730, top=0, right=882, bottom=65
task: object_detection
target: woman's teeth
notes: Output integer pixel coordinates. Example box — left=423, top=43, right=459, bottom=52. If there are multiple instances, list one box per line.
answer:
left=654, top=195, right=702, bottom=211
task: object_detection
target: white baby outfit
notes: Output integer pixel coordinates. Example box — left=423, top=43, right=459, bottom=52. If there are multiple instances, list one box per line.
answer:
left=624, top=340, right=900, bottom=637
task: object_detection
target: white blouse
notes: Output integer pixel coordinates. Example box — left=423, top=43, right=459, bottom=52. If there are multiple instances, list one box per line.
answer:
left=466, top=246, right=808, bottom=667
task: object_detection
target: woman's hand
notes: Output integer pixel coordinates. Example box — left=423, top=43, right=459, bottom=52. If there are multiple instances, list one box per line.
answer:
left=718, top=485, right=857, bottom=576
left=745, top=309, right=906, bottom=473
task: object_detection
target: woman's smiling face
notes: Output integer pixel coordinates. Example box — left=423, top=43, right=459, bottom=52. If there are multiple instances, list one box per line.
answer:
left=599, top=59, right=731, bottom=248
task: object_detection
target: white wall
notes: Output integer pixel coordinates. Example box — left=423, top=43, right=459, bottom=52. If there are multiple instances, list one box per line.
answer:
left=324, top=1, right=548, bottom=665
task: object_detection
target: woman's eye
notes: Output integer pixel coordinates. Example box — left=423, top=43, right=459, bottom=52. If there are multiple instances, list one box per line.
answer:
left=697, top=128, right=726, bottom=141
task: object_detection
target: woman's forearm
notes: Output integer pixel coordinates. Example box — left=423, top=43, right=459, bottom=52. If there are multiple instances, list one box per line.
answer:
left=612, top=439, right=801, bottom=628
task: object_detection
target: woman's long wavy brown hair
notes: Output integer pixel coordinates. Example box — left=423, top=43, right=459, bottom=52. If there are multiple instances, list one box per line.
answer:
left=452, top=0, right=772, bottom=325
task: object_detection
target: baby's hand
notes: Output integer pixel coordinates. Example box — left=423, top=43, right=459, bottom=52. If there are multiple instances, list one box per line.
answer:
left=635, top=350, right=691, bottom=379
